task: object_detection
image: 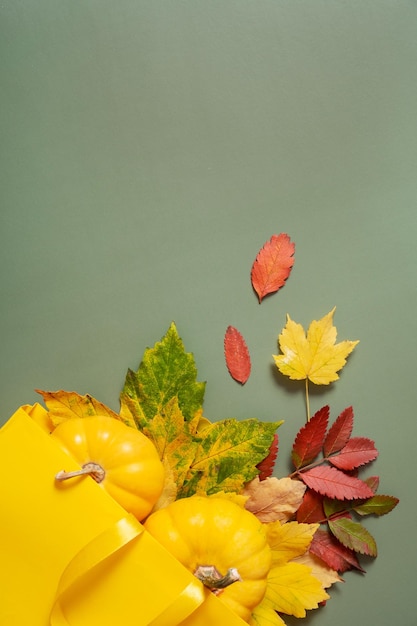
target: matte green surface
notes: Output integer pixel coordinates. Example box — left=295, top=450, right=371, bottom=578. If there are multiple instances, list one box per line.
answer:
left=1, top=2, right=416, bottom=624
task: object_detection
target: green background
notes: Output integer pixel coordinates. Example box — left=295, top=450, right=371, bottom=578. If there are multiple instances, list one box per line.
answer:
left=1, top=2, right=416, bottom=625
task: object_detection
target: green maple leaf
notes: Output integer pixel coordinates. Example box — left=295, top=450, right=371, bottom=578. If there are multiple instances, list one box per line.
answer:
left=120, top=322, right=206, bottom=428
left=179, top=418, right=282, bottom=498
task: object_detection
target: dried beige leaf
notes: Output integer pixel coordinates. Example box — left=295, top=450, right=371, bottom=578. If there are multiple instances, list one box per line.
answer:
left=243, top=476, right=306, bottom=523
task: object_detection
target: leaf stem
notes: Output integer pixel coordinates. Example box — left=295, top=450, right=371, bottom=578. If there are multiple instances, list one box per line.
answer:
left=305, top=378, right=311, bottom=422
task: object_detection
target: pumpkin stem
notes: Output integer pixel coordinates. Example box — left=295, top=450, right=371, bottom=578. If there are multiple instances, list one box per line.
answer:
left=194, top=565, right=241, bottom=591
left=55, top=462, right=106, bottom=484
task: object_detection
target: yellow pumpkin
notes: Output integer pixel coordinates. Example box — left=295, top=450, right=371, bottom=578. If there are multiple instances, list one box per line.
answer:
left=144, top=496, right=271, bottom=623
left=52, top=416, right=164, bottom=521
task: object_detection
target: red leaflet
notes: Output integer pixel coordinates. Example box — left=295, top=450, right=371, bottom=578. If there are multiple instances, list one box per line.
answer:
left=251, top=233, right=295, bottom=303
left=224, top=326, right=251, bottom=384
left=256, top=434, right=279, bottom=480
left=310, top=529, right=365, bottom=573
left=300, top=465, right=374, bottom=500
left=323, top=406, right=354, bottom=456
left=296, top=489, right=325, bottom=523
left=329, top=437, right=379, bottom=471
left=292, top=405, right=329, bottom=469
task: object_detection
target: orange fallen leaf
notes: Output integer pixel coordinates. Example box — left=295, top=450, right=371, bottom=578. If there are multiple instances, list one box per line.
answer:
left=251, top=233, right=295, bottom=303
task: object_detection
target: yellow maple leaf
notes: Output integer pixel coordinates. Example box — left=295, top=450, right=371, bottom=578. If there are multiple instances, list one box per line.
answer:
left=273, top=307, right=359, bottom=385
left=250, top=520, right=328, bottom=626
left=265, top=521, right=319, bottom=565
left=259, top=561, right=329, bottom=618
left=250, top=602, right=287, bottom=626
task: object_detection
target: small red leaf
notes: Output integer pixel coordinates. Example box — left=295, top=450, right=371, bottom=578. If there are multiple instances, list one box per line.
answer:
left=310, top=529, right=365, bottom=573
left=251, top=233, right=295, bottom=303
left=328, top=517, right=377, bottom=556
left=296, top=489, right=325, bottom=523
left=323, top=406, right=354, bottom=456
left=300, top=466, right=374, bottom=500
left=224, top=326, right=251, bottom=384
left=292, top=405, right=329, bottom=469
left=256, top=434, right=279, bottom=480
left=329, top=437, right=378, bottom=471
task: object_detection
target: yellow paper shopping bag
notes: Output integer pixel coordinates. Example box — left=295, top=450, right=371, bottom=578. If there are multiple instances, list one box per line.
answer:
left=0, top=405, right=248, bottom=626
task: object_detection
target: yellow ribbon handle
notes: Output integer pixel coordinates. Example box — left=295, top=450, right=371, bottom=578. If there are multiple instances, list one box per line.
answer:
left=51, top=515, right=144, bottom=626
left=50, top=514, right=205, bottom=626
left=147, top=581, right=205, bottom=626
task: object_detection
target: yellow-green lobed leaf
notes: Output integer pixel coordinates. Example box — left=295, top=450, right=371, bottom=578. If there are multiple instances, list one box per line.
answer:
left=179, top=418, right=282, bottom=498
left=36, top=390, right=123, bottom=427
left=119, top=322, right=206, bottom=428
left=119, top=324, right=282, bottom=502
left=143, top=397, right=199, bottom=491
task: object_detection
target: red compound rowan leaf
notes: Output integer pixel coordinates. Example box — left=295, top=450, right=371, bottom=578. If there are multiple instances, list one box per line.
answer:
left=251, top=233, right=295, bottom=303
left=329, top=437, right=379, bottom=471
left=224, top=326, right=251, bottom=384
left=292, top=405, right=329, bottom=469
left=300, top=466, right=374, bottom=500
left=323, top=406, right=354, bottom=456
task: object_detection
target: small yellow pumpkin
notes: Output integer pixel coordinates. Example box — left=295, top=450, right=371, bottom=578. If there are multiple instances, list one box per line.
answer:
left=144, top=495, right=271, bottom=623
left=52, top=416, right=164, bottom=521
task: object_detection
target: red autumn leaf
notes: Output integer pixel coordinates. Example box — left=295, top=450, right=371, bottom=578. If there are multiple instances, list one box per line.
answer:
left=329, top=437, right=379, bottom=471
left=323, top=406, right=354, bottom=456
left=328, top=517, right=377, bottom=556
left=224, top=326, right=251, bottom=384
left=292, top=405, right=329, bottom=469
left=256, top=433, right=279, bottom=480
left=300, top=465, right=374, bottom=500
left=310, top=529, right=365, bottom=573
left=296, top=489, right=325, bottom=523
left=251, top=233, right=295, bottom=303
